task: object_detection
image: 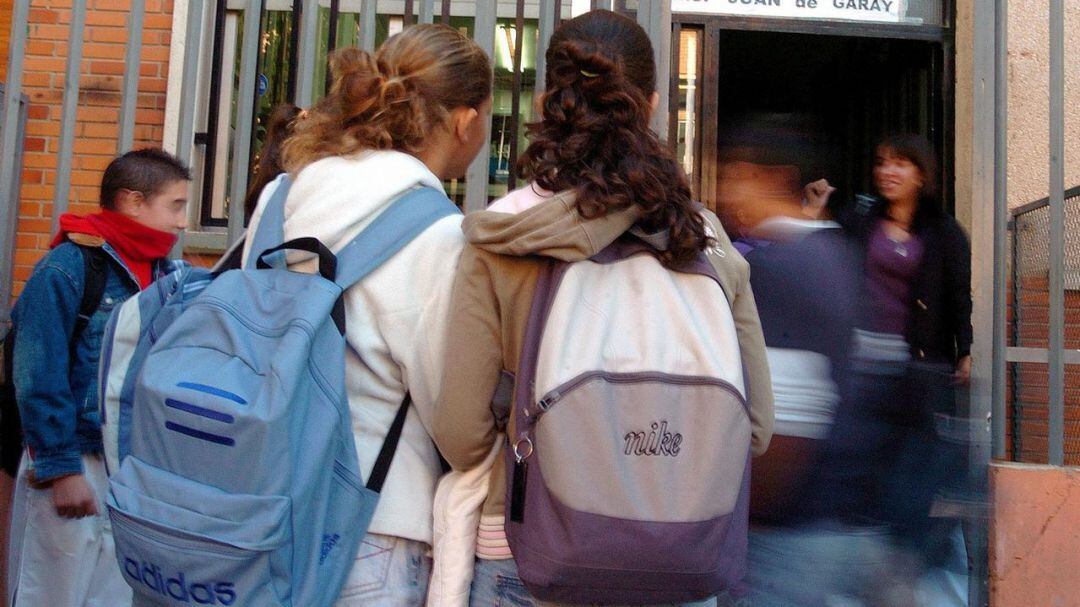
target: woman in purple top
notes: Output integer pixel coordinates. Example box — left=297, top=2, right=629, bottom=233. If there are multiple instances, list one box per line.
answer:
left=805, top=135, right=973, bottom=595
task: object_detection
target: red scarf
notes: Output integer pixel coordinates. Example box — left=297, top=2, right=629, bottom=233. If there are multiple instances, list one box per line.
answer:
left=50, top=210, right=177, bottom=288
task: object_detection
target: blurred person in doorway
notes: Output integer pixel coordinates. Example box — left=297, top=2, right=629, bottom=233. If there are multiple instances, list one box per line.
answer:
left=805, top=133, right=974, bottom=606
left=716, top=149, right=918, bottom=605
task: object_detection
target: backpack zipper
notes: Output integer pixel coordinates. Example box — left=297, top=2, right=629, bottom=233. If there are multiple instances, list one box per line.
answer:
left=529, top=371, right=746, bottom=422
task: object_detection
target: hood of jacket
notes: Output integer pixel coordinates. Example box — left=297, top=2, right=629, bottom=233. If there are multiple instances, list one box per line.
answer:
left=276, top=149, right=446, bottom=252
left=462, top=185, right=643, bottom=262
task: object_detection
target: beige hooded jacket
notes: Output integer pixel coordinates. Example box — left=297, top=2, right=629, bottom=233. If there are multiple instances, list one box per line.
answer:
left=432, top=186, right=774, bottom=552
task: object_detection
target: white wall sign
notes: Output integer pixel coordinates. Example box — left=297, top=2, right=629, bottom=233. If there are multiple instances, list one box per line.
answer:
left=671, top=0, right=905, bottom=24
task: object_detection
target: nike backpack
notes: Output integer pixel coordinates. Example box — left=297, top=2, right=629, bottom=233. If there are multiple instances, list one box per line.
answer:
left=505, top=234, right=752, bottom=604
left=100, top=174, right=459, bottom=606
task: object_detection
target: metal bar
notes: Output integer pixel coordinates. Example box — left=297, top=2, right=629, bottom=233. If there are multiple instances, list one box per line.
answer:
left=638, top=0, right=670, bottom=139
left=0, top=0, right=31, bottom=314
left=465, top=0, right=496, bottom=212
left=328, top=0, right=341, bottom=55
left=227, top=0, right=265, bottom=247
left=992, top=0, right=1008, bottom=460
left=295, top=0, right=321, bottom=106
left=358, top=0, right=376, bottom=52
left=1048, top=0, right=1066, bottom=465
left=969, top=0, right=996, bottom=466
left=506, top=0, right=526, bottom=192
left=1006, top=347, right=1080, bottom=366
left=199, top=0, right=229, bottom=227
left=404, top=0, right=415, bottom=26
left=288, top=0, right=301, bottom=100
left=419, top=0, right=434, bottom=24
left=118, top=0, right=147, bottom=154
left=172, top=0, right=206, bottom=257
left=1011, top=188, right=1080, bottom=217
left=327, top=0, right=340, bottom=92
left=0, top=86, right=27, bottom=328
left=554, top=0, right=562, bottom=26
left=51, top=0, right=88, bottom=234
left=1010, top=213, right=1021, bottom=460
left=536, top=0, right=556, bottom=92
left=441, top=0, right=451, bottom=24
left=668, top=22, right=681, bottom=153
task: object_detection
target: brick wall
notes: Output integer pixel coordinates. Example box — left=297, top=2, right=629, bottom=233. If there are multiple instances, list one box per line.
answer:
left=1, top=0, right=12, bottom=81
left=1005, top=274, right=1080, bottom=465
left=11, top=0, right=174, bottom=296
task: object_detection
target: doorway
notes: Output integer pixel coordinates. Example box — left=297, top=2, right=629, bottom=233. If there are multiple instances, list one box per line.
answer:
left=681, top=26, right=952, bottom=213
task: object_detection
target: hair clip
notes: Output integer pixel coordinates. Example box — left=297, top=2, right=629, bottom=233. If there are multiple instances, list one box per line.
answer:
left=579, top=69, right=600, bottom=78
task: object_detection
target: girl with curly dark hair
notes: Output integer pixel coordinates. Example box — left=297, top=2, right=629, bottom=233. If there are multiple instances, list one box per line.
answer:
left=432, top=10, right=772, bottom=607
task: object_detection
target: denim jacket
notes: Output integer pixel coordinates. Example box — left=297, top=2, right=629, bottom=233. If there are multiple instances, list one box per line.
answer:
left=12, top=239, right=182, bottom=482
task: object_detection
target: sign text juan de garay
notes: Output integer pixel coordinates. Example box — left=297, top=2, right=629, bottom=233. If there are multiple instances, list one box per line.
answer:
left=671, top=0, right=904, bottom=23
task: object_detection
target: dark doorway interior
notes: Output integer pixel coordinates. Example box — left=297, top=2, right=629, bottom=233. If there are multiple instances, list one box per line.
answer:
left=712, top=30, right=949, bottom=211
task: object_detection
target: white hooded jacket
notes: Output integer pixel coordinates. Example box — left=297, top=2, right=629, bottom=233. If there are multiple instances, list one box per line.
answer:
left=242, top=150, right=464, bottom=544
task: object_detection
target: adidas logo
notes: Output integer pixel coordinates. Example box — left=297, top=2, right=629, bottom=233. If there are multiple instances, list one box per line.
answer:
left=320, top=533, right=341, bottom=564
left=123, top=557, right=237, bottom=605
left=623, top=420, right=683, bottom=457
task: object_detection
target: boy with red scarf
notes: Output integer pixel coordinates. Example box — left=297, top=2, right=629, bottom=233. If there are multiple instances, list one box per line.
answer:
left=7, top=148, right=190, bottom=606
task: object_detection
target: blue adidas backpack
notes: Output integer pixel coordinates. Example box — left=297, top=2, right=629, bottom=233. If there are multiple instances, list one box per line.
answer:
left=99, top=175, right=459, bottom=607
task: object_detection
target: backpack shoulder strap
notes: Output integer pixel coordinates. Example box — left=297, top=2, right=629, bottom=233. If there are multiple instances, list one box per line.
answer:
left=245, top=173, right=291, bottom=270
left=366, top=394, right=410, bottom=493
left=333, top=186, right=459, bottom=289
left=74, top=245, right=109, bottom=339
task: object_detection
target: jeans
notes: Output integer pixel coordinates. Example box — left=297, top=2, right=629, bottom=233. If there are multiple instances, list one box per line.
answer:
left=748, top=522, right=919, bottom=607
left=468, top=557, right=739, bottom=607
left=333, top=533, right=431, bottom=607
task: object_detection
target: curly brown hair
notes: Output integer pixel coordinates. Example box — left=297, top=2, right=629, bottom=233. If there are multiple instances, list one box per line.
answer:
left=517, top=10, right=709, bottom=266
left=283, top=24, right=491, bottom=173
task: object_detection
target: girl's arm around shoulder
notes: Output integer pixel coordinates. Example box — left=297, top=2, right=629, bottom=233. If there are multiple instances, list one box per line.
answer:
left=702, top=211, right=774, bottom=456
left=432, top=244, right=505, bottom=470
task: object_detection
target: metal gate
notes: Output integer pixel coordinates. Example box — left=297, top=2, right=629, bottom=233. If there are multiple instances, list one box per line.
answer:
left=0, top=0, right=673, bottom=259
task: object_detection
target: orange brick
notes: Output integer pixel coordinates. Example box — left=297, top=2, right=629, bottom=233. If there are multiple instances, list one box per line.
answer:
left=20, top=185, right=56, bottom=201
left=137, top=77, right=168, bottom=93
left=73, top=138, right=116, bottom=155
left=28, top=8, right=61, bottom=24
left=21, top=169, right=44, bottom=185
left=14, top=266, right=33, bottom=283
left=71, top=169, right=104, bottom=186
left=83, top=42, right=126, bottom=60
left=28, top=24, right=72, bottom=42
left=22, top=138, right=46, bottom=153
left=12, top=248, right=44, bottom=267
left=135, top=108, right=164, bottom=124
left=89, top=27, right=127, bottom=44
left=75, top=155, right=113, bottom=171
left=143, top=14, right=172, bottom=29
left=81, top=122, right=119, bottom=138
left=140, top=45, right=170, bottom=62
left=85, top=12, right=126, bottom=27
left=89, top=60, right=125, bottom=75
left=15, top=234, right=38, bottom=250
left=21, top=73, right=51, bottom=88
left=25, top=40, right=56, bottom=56
left=23, top=56, right=67, bottom=72
left=26, top=105, right=50, bottom=120
left=20, top=153, right=58, bottom=170
left=19, top=218, right=52, bottom=234
left=76, top=105, right=120, bottom=123
left=17, top=202, right=42, bottom=217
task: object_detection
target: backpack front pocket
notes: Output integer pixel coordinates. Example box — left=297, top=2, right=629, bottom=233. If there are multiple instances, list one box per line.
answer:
left=107, top=457, right=290, bottom=606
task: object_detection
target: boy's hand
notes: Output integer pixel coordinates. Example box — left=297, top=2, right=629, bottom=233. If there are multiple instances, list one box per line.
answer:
left=51, top=474, right=99, bottom=518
